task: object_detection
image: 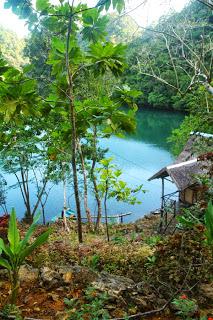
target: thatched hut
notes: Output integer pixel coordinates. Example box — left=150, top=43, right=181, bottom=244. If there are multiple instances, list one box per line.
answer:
left=148, top=132, right=213, bottom=207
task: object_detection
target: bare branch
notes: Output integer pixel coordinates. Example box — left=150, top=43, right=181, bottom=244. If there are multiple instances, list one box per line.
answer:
left=196, top=0, right=213, bottom=10
left=163, top=34, right=179, bottom=89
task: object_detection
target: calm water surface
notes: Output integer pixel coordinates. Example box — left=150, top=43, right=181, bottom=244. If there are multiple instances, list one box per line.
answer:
left=2, top=109, right=184, bottom=222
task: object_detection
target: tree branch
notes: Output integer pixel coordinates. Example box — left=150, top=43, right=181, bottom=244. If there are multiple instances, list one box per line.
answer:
left=196, top=0, right=213, bottom=10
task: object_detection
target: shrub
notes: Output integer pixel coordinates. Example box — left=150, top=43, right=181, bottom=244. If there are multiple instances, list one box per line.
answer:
left=172, top=294, right=197, bottom=319
left=65, top=286, right=110, bottom=320
left=0, top=209, right=50, bottom=305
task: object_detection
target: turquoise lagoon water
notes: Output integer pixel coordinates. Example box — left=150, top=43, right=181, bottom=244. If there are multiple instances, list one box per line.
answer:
left=1, top=109, right=184, bottom=222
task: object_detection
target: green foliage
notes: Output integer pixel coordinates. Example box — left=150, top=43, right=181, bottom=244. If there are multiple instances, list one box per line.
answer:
left=0, top=209, right=50, bottom=304
left=82, top=9, right=109, bottom=43
left=82, top=254, right=101, bottom=271
left=0, top=174, right=7, bottom=212
left=123, top=1, right=212, bottom=110
left=168, top=90, right=212, bottom=155
left=111, top=233, right=127, bottom=245
left=98, top=0, right=125, bottom=14
left=0, top=25, right=27, bottom=68
left=1, top=304, right=23, bottom=319
left=0, top=56, right=40, bottom=122
left=144, top=255, right=157, bottom=268
left=177, top=215, right=198, bottom=229
left=175, top=202, right=210, bottom=230
left=106, top=14, right=141, bottom=43
left=88, top=42, right=126, bottom=76
left=65, top=286, right=110, bottom=320
left=0, top=115, right=64, bottom=220
left=1, top=0, right=138, bottom=243
left=36, top=0, right=50, bottom=12
left=97, top=157, right=144, bottom=205
left=205, top=201, right=213, bottom=246
left=122, top=0, right=212, bottom=153
left=112, top=84, right=142, bottom=110
left=79, top=242, right=154, bottom=277
left=145, top=235, right=162, bottom=247
left=172, top=295, right=197, bottom=319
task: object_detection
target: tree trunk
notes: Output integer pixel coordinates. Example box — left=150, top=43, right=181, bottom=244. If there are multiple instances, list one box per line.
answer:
left=63, top=177, right=70, bottom=232
left=93, top=175, right=102, bottom=231
left=104, top=180, right=110, bottom=242
left=77, top=141, right=93, bottom=230
left=41, top=205, right=46, bottom=225
left=31, top=179, right=48, bottom=218
left=90, top=127, right=102, bottom=231
left=66, top=13, right=83, bottom=243
left=20, top=167, right=32, bottom=222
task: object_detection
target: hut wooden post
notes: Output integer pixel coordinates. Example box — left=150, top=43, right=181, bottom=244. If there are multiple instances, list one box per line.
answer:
left=159, top=177, right=165, bottom=233
left=161, top=177, right=165, bottom=209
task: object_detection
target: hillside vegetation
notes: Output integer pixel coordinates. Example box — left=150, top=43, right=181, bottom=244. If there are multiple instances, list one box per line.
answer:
left=0, top=25, right=27, bottom=67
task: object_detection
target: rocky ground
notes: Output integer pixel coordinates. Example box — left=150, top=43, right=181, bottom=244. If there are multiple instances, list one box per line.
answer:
left=0, top=214, right=212, bottom=320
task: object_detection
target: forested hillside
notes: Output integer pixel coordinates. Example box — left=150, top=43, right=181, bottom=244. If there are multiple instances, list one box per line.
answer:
left=121, top=1, right=212, bottom=153
left=0, top=25, right=27, bottom=67
left=123, top=1, right=212, bottom=111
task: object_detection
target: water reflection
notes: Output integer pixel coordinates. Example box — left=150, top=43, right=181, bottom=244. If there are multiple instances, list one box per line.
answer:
left=1, top=109, right=184, bottom=221
left=128, top=109, right=184, bottom=150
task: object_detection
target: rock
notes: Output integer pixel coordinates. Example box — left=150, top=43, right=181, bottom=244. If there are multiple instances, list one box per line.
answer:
left=33, top=307, right=41, bottom=312
left=200, top=282, right=213, bottom=301
left=19, top=265, right=39, bottom=283
left=132, top=296, right=147, bottom=309
left=91, top=271, right=135, bottom=297
left=40, top=266, right=61, bottom=289
left=58, top=267, right=73, bottom=284
left=58, top=265, right=98, bottom=285
left=40, top=265, right=99, bottom=289
left=55, top=311, right=68, bottom=320
left=47, top=292, right=60, bottom=301
left=136, top=281, right=144, bottom=293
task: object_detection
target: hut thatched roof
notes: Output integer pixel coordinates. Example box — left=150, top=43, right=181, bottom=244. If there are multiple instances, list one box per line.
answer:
left=175, top=132, right=213, bottom=163
left=148, top=132, right=213, bottom=190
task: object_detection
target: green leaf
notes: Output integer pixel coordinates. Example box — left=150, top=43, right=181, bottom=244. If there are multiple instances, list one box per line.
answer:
left=0, top=238, right=5, bottom=255
left=113, top=0, right=125, bottom=13
left=36, top=0, right=50, bottom=11
left=20, top=229, right=51, bottom=262
left=0, top=238, right=13, bottom=257
left=18, top=212, right=41, bottom=252
left=205, top=201, right=213, bottom=244
left=82, top=13, right=109, bottom=43
left=52, top=37, right=65, bottom=54
left=21, top=80, right=36, bottom=95
left=87, top=42, right=126, bottom=76
left=0, top=257, right=11, bottom=270
left=177, top=215, right=195, bottom=228
left=8, top=208, right=20, bottom=254
left=98, top=0, right=124, bottom=13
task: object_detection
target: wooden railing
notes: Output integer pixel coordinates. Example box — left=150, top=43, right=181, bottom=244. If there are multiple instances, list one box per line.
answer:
left=81, top=212, right=133, bottom=224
